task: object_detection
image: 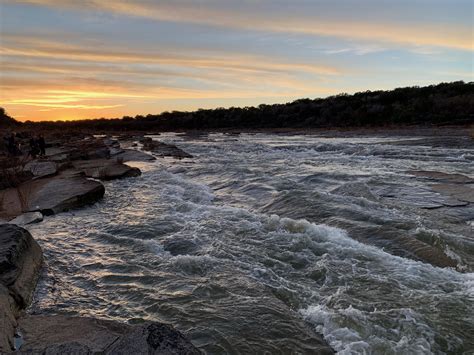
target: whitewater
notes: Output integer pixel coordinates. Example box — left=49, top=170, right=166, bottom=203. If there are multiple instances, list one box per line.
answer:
left=28, top=133, right=474, bottom=354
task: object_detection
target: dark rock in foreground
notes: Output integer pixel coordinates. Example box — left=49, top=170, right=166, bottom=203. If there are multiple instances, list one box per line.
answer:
left=0, top=225, right=43, bottom=308
left=14, top=315, right=201, bottom=355
left=0, top=225, right=43, bottom=352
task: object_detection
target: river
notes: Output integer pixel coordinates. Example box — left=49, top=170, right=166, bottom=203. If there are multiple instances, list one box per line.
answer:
left=28, top=132, right=474, bottom=354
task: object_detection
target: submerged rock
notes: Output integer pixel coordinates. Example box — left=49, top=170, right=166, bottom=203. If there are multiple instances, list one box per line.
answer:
left=431, top=184, right=474, bottom=203
left=408, top=170, right=474, bottom=184
left=141, top=138, right=193, bottom=159
left=15, top=315, right=201, bottom=354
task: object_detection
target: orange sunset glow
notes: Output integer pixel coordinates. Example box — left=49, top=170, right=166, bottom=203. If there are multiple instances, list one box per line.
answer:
left=1, top=0, right=472, bottom=121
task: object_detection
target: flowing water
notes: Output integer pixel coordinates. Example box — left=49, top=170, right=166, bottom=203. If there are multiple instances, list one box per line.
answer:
left=29, top=133, right=474, bottom=354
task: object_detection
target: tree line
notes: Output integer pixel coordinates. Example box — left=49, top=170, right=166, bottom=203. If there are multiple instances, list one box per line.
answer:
left=6, top=81, right=474, bottom=131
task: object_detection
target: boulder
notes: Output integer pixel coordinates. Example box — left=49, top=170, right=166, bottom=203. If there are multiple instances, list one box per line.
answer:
left=15, top=315, right=201, bottom=355
left=114, top=149, right=156, bottom=162
left=0, top=225, right=43, bottom=308
left=71, top=159, right=141, bottom=180
left=9, top=212, right=43, bottom=226
left=23, top=161, right=57, bottom=179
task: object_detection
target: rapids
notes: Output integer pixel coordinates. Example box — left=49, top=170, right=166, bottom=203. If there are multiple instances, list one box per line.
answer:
left=28, top=133, right=474, bottom=354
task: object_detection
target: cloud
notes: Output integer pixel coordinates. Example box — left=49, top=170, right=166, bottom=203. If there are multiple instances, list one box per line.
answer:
left=1, top=34, right=342, bottom=77
left=11, top=0, right=473, bottom=51
left=0, top=31, right=341, bottom=118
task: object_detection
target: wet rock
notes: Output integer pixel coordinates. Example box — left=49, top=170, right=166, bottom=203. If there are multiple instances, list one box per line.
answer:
left=15, top=315, right=201, bottom=354
left=376, top=185, right=447, bottom=209
left=331, top=183, right=379, bottom=201
left=114, top=149, right=156, bottom=162
left=141, top=138, right=193, bottom=159
left=23, top=161, right=57, bottom=179
left=9, top=212, right=43, bottom=226
left=408, top=170, right=474, bottom=184
left=0, top=225, right=43, bottom=308
left=441, top=199, right=469, bottom=207
left=71, top=159, right=141, bottom=180
left=431, top=184, right=474, bottom=203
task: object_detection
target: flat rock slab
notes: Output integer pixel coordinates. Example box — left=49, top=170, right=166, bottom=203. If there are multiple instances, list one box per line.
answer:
left=45, top=147, right=76, bottom=163
left=9, top=212, right=43, bottom=226
left=114, top=149, right=156, bottom=162
left=26, top=175, right=105, bottom=215
left=408, top=170, right=474, bottom=184
left=23, top=161, right=57, bottom=179
left=71, top=159, right=141, bottom=180
left=15, top=315, right=201, bottom=355
left=0, top=224, right=43, bottom=309
left=142, top=139, right=193, bottom=159
left=431, top=184, right=474, bottom=203
left=376, top=185, right=447, bottom=209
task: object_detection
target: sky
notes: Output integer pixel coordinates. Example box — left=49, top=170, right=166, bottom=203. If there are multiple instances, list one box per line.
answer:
left=0, top=0, right=472, bottom=122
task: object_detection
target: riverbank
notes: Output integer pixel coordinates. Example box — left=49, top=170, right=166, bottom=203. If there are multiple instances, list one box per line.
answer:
left=0, top=134, right=202, bottom=353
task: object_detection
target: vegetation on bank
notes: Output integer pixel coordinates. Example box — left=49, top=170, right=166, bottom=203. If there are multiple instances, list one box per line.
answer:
left=0, top=108, right=20, bottom=128
left=3, top=81, right=474, bottom=131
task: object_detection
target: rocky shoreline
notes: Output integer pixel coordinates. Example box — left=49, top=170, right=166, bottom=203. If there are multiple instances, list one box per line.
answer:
left=0, top=135, right=200, bottom=353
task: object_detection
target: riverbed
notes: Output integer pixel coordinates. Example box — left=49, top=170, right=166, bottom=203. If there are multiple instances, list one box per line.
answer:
left=29, top=132, right=474, bottom=354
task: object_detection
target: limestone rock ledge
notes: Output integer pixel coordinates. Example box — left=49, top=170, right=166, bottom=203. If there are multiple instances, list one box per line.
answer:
left=0, top=225, right=43, bottom=310
left=13, top=315, right=201, bottom=355
left=0, top=225, right=43, bottom=352
left=71, top=159, right=141, bottom=180
left=0, top=173, right=105, bottom=219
